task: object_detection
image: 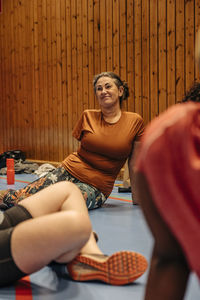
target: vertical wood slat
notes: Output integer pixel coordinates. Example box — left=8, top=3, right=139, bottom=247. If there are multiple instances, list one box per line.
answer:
left=134, top=0, right=142, bottom=116
left=55, top=0, right=63, bottom=161
left=126, top=0, right=134, bottom=112
left=112, top=0, right=119, bottom=74
left=0, top=0, right=199, bottom=162
left=106, top=0, right=113, bottom=70
left=167, top=0, right=176, bottom=107
left=4, top=0, right=9, bottom=151
left=76, top=0, right=83, bottom=119
left=25, top=0, right=34, bottom=156
left=94, top=0, right=100, bottom=75
left=88, top=0, right=94, bottom=109
left=150, top=0, right=158, bottom=119
left=142, top=0, right=150, bottom=124
left=100, top=0, right=106, bottom=72
left=42, top=0, right=49, bottom=159
left=185, top=0, right=195, bottom=91
left=158, top=0, right=167, bottom=113
left=6, top=0, right=11, bottom=151
left=21, top=1, right=27, bottom=151
left=38, top=0, right=44, bottom=159
left=71, top=0, right=78, bottom=151
left=0, top=1, right=3, bottom=152
left=66, top=0, right=73, bottom=154
left=8, top=0, right=13, bottom=149
left=51, top=0, right=59, bottom=160
left=175, top=0, right=185, bottom=103
left=33, top=0, right=40, bottom=159
left=82, top=0, right=89, bottom=111
left=195, top=1, right=200, bottom=80
left=60, top=0, right=68, bottom=158
left=29, top=0, right=35, bottom=158
left=46, top=0, right=53, bottom=160
left=1, top=1, right=6, bottom=151
left=119, top=0, right=127, bottom=103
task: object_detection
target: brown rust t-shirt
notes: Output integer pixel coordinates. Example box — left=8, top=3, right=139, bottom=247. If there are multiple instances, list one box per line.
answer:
left=62, top=109, right=144, bottom=197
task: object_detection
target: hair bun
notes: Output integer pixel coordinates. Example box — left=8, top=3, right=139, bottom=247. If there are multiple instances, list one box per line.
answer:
left=122, top=81, right=130, bottom=100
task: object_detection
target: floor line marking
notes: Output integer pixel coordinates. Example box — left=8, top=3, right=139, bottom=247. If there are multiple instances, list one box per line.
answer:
left=0, top=177, right=32, bottom=184
left=109, top=196, right=132, bottom=203
left=15, top=276, right=32, bottom=300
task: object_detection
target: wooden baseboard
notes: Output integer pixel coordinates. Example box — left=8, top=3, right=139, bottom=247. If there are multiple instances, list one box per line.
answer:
left=26, top=159, right=124, bottom=180
left=26, top=159, right=61, bottom=167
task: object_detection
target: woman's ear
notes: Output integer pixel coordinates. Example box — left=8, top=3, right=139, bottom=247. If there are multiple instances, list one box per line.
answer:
left=119, top=86, right=124, bottom=97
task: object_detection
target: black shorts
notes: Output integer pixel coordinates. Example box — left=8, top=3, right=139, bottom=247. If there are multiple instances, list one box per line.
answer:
left=0, top=205, right=32, bottom=287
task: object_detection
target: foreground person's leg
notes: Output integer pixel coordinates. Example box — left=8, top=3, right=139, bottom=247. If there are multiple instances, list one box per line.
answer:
left=136, top=172, right=190, bottom=300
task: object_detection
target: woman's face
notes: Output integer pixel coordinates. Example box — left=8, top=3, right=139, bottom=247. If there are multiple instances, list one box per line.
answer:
left=95, top=77, right=123, bottom=109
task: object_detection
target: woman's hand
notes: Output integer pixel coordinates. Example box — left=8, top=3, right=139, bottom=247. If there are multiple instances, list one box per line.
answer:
left=128, top=141, right=141, bottom=205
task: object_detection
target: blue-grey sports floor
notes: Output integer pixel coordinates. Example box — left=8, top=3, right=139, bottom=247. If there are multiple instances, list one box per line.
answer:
left=0, top=174, right=199, bottom=300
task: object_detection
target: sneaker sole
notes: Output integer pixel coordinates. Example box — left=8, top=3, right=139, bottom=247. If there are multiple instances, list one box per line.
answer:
left=67, top=251, right=148, bottom=285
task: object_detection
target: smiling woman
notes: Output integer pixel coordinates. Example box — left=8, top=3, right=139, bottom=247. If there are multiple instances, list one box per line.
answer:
left=94, top=76, right=124, bottom=123
left=93, top=72, right=129, bottom=108
left=1, top=72, right=145, bottom=210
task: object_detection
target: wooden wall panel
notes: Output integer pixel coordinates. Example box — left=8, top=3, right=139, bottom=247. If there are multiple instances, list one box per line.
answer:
left=0, top=0, right=200, bottom=161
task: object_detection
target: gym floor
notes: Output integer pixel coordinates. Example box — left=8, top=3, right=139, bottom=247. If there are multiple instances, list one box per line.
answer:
left=0, top=174, right=199, bottom=300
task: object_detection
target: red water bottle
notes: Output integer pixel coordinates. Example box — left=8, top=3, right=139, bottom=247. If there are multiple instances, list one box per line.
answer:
left=6, top=158, right=15, bottom=185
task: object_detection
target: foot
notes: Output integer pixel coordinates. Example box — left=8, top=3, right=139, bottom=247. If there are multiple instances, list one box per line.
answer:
left=66, top=251, right=148, bottom=285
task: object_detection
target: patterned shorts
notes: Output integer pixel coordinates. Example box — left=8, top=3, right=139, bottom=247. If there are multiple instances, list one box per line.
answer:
left=2, top=167, right=107, bottom=210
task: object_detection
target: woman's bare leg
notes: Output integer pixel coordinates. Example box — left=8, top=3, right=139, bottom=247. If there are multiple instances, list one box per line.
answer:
left=11, top=181, right=102, bottom=275
left=10, top=180, right=148, bottom=286
left=135, top=172, right=190, bottom=300
left=20, top=181, right=103, bottom=258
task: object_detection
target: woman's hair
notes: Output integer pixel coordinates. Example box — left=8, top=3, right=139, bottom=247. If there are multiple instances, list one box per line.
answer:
left=181, top=82, right=200, bottom=103
left=93, top=72, right=129, bottom=106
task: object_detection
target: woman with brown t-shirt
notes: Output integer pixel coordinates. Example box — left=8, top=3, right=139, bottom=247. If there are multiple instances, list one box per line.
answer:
left=1, top=72, right=145, bottom=210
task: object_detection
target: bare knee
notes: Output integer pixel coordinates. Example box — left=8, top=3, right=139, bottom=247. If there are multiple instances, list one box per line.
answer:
left=151, top=245, right=190, bottom=279
left=62, top=181, right=82, bottom=195
left=69, top=211, right=92, bottom=241
left=55, top=211, right=92, bottom=263
left=76, top=212, right=92, bottom=242
left=153, top=243, right=187, bottom=266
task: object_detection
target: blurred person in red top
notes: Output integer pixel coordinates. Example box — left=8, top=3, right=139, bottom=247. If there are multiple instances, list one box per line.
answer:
left=135, top=29, right=200, bottom=300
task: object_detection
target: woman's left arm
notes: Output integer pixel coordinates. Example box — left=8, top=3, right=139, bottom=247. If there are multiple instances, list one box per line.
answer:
left=128, top=141, right=141, bottom=205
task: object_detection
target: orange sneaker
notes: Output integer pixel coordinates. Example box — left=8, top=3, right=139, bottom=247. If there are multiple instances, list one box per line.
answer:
left=67, top=251, right=148, bottom=285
